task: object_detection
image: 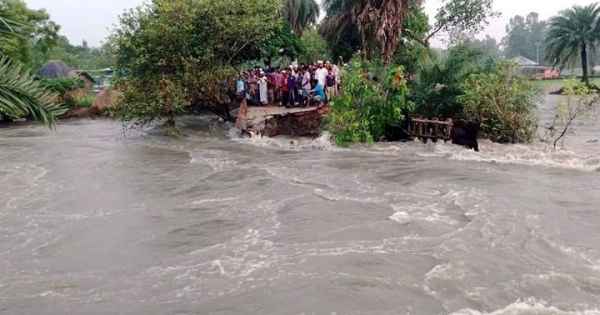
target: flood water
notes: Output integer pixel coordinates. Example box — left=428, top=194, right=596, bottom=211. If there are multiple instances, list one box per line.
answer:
left=1, top=95, right=600, bottom=315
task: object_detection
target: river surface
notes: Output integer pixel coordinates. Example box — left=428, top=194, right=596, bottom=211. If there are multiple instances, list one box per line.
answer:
left=1, top=95, right=600, bottom=315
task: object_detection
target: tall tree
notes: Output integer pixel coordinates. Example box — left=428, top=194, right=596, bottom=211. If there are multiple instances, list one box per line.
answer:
left=502, top=12, right=547, bottom=64
left=321, top=0, right=498, bottom=62
left=110, top=0, right=287, bottom=127
left=0, top=0, right=60, bottom=68
left=298, top=28, right=331, bottom=62
left=283, top=0, right=320, bottom=36
left=546, top=3, right=600, bottom=85
left=406, top=0, right=499, bottom=47
left=321, top=0, right=411, bottom=63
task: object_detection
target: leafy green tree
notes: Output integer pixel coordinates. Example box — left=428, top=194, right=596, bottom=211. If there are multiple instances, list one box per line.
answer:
left=109, top=0, right=286, bottom=129
left=0, top=0, right=60, bottom=68
left=458, top=61, right=539, bottom=143
left=392, top=1, right=430, bottom=72
left=36, top=36, right=113, bottom=70
left=407, top=0, right=499, bottom=47
left=298, top=28, right=331, bottom=63
left=325, top=56, right=413, bottom=146
left=412, top=44, right=485, bottom=119
left=502, top=13, right=547, bottom=64
left=546, top=3, right=600, bottom=85
left=448, top=31, right=501, bottom=59
left=0, top=9, right=66, bottom=127
left=283, top=0, right=320, bottom=36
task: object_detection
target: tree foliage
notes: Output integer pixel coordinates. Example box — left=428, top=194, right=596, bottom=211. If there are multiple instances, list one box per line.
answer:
left=325, top=56, right=413, bottom=146
left=41, top=77, right=85, bottom=108
left=0, top=57, right=67, bottom=125
left=298, top=28, right=331, bottom=63
left=38, top=37, right=113, bottom=70
left=423, top=0, right=499, bottom=45
left=109, top=0, right=287, bottom=129
left=0, top=5, right=66, bottom=127
left=502, top=13, right=548, bottom=64
left=412, top=44, right=486, bottom=119
left=546, top=3, right=600, bottom=85
left=321, top=0, right=411, bottom=63
left=458, top=61, right=539, bottom=143
left=283, top=0, right=320, bottom=36
left=0, top=0, right=60, bottom=67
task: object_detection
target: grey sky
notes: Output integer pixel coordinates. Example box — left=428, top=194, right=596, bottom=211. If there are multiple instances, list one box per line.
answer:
left=25, top=0, right=600, bottom=48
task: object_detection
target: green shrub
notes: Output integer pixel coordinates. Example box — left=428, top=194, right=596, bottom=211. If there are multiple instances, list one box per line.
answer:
left=411, top=44, right=486, bottom=119
left=325, top=57, right=414, bottom=147
left=77, top=93, right=96, bottom=108
left=561, top=78, right=600, bottom=95
left=109, top=77, right=187, bottom=128
left=458, top=61, right=540, bottom=143
left=41, top=77, right=85, bottom=108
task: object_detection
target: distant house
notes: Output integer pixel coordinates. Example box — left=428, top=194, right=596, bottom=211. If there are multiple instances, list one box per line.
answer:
left=68, top=70, right=97, bottom=95
left=37, top=60, right=97, bottom=95
left=511, top=56, right=560, bottom=79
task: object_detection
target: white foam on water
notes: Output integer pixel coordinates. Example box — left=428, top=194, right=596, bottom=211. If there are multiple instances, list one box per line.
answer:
left=388, top=183, right=487, bottom=232
left=188, top=150, right=239, bottom=170
left=230, top=129, right=339, bottom=151
left=186, top=197, right=239, bottom=205
left=419, top=141, right=600, bottom=172
left=389, top=211, right=411, bottom=224
left=450, top=298, right=600, bottom=315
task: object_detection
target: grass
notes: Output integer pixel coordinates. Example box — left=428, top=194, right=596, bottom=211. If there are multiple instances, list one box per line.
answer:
left=531, top=77, right=600, bottom=92
left=76, top=92, right=98, bottom=108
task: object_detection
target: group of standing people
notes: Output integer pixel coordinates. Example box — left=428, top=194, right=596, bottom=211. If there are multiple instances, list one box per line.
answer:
left=236, top=60, right=341, bottom=108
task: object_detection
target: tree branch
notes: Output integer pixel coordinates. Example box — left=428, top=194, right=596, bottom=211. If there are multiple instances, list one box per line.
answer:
left=424, top=23, right=446, bottom=43
left=404, top=29, right=429, bottom=47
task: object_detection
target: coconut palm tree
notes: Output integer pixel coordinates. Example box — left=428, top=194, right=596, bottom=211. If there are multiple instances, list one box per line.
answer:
left=283, top=0, right=320, bottom=36
left=321, top=0, right=410, bottom=63
left=546, top=3, right=600, bottom=85
left=0, top=12, right=65, bottom=127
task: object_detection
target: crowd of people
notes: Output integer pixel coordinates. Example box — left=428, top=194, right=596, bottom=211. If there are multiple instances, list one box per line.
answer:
left=235, top=60, right=342, bottom=108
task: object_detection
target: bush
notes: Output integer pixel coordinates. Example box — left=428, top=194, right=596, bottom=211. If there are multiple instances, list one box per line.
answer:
left=41, top=77, right=85, bottom=107
left=325, top=57, right=413, bottom=147
left=411, top=44, right=486, bottom=119
left=109, top=77, right=187, bottom=129
left=458, top=61, right=540, bottom=143
left=561, top=79, right=600, bottom=95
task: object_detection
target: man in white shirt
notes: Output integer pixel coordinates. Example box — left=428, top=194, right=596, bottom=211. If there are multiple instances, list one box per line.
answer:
left=315, top=61, right=328, bottom=88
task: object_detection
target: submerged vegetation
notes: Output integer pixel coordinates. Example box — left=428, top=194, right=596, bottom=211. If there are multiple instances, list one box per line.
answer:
left=459, top=62, right=539, bottom=143
left=325, top=57, right=412, bottom=146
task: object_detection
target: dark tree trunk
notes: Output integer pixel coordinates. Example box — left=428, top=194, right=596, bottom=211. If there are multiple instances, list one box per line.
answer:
left=360, top=30, right=368, bottom=60
left=581, top=43, right=589, bottom=86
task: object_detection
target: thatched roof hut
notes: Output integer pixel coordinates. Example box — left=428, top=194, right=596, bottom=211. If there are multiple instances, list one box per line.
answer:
left=37, top=60, right=72, bottom=78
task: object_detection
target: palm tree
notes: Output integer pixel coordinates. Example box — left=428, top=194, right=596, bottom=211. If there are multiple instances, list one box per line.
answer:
left=546, top=3, right=600, bottom=85
left=0, top=12, right=65, bottom=127
left=283, top=0, right=320, bottom=36
left=321, top=0, right=410, bottom=63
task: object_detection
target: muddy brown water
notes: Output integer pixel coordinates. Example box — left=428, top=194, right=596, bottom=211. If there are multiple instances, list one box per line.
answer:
left=1, top=95, right=600, bottom=314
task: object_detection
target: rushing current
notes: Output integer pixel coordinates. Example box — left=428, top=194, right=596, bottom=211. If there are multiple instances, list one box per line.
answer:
left=1, top=95, right=600, bottom=315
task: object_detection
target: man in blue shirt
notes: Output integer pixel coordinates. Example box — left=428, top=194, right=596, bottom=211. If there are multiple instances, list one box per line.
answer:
left=307, top=79, right=326, bottom=107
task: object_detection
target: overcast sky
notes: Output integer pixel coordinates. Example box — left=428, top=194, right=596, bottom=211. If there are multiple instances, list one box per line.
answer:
left=25, top=0, right=600, bottom=48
